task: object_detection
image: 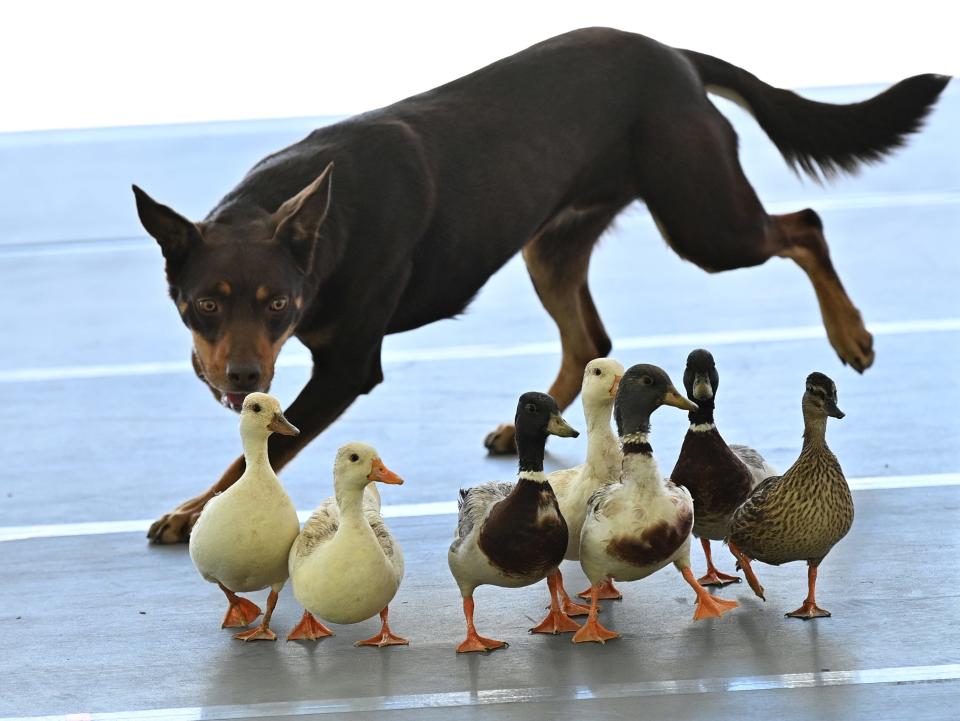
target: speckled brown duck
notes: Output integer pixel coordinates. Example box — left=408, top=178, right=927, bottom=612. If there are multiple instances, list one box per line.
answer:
left=574, top=364, right=738, bottom=644
left=670, top=349, right=777, bottom=587
left=726, top=372, right=854, bottom=620
left=448, top=392, right=580, bottom=653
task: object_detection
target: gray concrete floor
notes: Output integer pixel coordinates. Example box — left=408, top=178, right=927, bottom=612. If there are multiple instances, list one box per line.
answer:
left=0, top=83, right=958, bottom=720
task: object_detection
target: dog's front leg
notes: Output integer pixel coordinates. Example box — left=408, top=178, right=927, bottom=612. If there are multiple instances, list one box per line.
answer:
left=146, top=350, right=383, bottom=544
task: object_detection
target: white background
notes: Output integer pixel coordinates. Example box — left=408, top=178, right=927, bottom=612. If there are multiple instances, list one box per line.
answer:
left=1, top=0, right=956, bottom=133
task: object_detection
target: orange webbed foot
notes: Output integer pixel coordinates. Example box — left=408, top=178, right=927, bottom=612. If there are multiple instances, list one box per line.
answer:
left=572, top=616, right=620, bottom=644
left=693, top=594, right=739, bottom=621
left=786, top=601, right=831, bottom=620
left=356, top=630, right=409, bottom=647
left=577, top=579, right=622, bottom=601
left=233, top=624, right=277, bottom=642
left=221, top=596, right=261, bottom=629
left=697, top=570, right=741, bottom=587
left=529, top=608, right=581, bottom=635
left=457, top=633, right=508, bottom=653
left=287, top=611, right=335, bottom=641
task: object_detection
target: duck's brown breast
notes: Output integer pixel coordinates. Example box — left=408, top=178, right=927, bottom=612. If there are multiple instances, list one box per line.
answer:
left=478, top=481, right=568, bottom=578
left=607, top=504, right=693, bottom=569
left=671, top=428, right=755, bottom=531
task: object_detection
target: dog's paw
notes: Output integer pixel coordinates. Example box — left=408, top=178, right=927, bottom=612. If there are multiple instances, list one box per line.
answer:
left=824, top=304, right=875, bottom=374
left=147, top=497, right=207, bottom=544
left=483, top=423, right=517, bottom=455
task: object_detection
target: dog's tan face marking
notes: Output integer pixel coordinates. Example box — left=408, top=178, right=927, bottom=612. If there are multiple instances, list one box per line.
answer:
left=217, top=281, right=232, bottom=296
left=191, top=330, right=232, bottom=390
left=177, top=300, right=188, bottom=315
left=294, top=295, right=304, bottom=310
left=256, top=285, right=271, bottom=302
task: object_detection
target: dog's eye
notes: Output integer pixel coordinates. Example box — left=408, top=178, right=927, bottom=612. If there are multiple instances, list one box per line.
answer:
left=269, top=296, right=288, bottom=312
left=196, top=298, right=219, bottom=314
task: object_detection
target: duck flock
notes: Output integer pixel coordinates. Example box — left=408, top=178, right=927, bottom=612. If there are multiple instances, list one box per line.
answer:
left=188, top=349, right=853, bottom=652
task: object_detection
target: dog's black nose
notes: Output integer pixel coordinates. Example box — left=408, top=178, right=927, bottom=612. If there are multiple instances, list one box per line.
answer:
left=227, top=363, right=262, bottom=390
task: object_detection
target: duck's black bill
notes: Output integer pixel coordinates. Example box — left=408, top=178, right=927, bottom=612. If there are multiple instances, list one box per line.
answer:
left=826, top=400, right=845, bottom=419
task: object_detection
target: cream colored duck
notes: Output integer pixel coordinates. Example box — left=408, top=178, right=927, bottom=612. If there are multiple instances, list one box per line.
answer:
left=287, top=442, right=408, bottom=647
left=575, top=365, right=739, bottom=644
left=189, top=392, right=301, bottom=641
left=544, top=358, right=624, bottom=614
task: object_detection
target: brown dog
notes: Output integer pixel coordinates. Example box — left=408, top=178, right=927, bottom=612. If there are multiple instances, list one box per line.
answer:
left=133, top=28, right=948, bottom=543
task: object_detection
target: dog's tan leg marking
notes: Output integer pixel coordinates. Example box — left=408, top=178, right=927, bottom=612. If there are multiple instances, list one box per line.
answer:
left=483, top=208, right=619, bottom=454
left=148, top=456, right=245, bottom=544
left=772, top=211, right=874, bottom=373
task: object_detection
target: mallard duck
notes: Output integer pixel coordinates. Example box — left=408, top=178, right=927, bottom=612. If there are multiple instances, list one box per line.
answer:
left=543, top=358, right=624, bottom=613
left=670, top=349, right=777, bottom=586
left=287, top=442, right=407, bottom=646
left=727, top=372, right=853, bottom=619
left=574, top=364, right=739, bottom=644
left=189, top=392, right=301, bottom=641
left=448, top=392, right=580, bottom=653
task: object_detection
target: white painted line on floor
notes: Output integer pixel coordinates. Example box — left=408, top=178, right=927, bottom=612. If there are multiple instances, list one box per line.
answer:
left=4, top=317, right=959, bottom=385
left=1, top=473, right=957, bottom=543
left=3, top=662, right=958, bottom=720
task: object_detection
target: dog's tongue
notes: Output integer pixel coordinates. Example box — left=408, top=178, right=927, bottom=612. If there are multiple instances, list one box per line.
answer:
left=223, top=392, right=248, bottom=411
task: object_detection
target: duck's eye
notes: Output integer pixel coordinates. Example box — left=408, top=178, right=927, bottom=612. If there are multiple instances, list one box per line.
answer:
left=349, top=453, right=359, bottom=462
left=196, top=298, right=219, bottom=314
left=593, top=368, right=602, bottom=376
left=641, top=376, right=653, bottom=385
left=251, top=403, right=261, bottom=413
left=269, top=296, right=288, bottom=312
left=524, top=402, right=537, bottom=414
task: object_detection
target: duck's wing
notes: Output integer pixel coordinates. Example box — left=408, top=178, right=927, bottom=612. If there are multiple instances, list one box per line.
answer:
left=729, top=473, right=783, bottom=536
left=586, top=482, right=622, bottom=521
left=546, top=465, right=582, bottom=502
left=291, top=497, right=339, bottom=560
left=451, top=481, right=514, bottom=552
left=363, top=507, right=403, bottom=570
left=363, top=483, right=382, bottom=511
left=730, top=444, right=778, bottom=488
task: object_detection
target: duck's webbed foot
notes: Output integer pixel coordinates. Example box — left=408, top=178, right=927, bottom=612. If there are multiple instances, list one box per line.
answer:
left=355, top=607, right=409, bottom=647
left=577, top=578, right=623, bottom=601
left=218, top=582, right=262, bottom=628
left=286, top=610, right=334, bottom=641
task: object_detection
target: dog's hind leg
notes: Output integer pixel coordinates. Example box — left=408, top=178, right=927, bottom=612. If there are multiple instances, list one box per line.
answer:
left=484, top=206, right=622, bottom=454
left=633, top=107, right=874, bottom=372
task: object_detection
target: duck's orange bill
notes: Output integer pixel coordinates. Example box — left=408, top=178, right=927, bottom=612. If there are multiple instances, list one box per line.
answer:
left=368, top=458, right=404, bottom=485
left=609, top=375, right=622, bottom=397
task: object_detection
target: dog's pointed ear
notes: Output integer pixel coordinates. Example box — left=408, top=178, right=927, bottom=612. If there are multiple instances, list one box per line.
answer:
left=132, top=185, right=202, bottom=275
left=273, top=162, right=335, bottom=274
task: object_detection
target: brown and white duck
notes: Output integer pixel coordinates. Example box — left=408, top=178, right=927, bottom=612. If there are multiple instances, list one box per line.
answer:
left=670, top=349, right=777, bottom=586
left=448, top=392, right=580, bottom=653
left=574, top=364, right=738, bottom=644
left=727, top=372, right=854, bottom=619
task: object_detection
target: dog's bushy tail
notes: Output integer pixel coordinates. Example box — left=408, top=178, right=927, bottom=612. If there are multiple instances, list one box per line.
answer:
left=680, top=49, right=950, bottom=181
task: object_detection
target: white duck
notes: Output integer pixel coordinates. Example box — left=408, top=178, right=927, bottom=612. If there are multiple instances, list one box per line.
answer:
left=189, top=392, right=301, bottom=641
left=575, top=365, right=739, bottom=644
left=544, top=358, right=624, bottom=614
left=287, top=442, right=408, bottom=647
